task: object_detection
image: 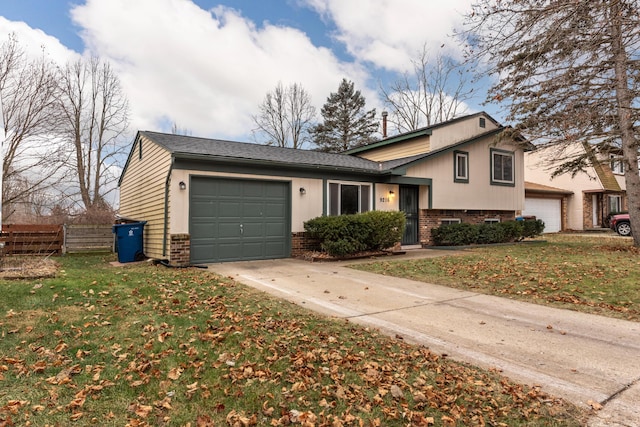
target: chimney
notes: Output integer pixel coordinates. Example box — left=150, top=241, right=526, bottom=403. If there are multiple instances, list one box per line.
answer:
left=382, top=111, right=388, bottom=138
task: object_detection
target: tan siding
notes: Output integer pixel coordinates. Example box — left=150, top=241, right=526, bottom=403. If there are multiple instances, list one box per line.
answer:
left=169, top=170, right=325, bottom=234
left=406, top=136, right=525, bottom=211
left=430, top=114, right=499, bottom=150
left=119, top=136, right=172, bottom=259
left=356, top=138, right=430, bottom=161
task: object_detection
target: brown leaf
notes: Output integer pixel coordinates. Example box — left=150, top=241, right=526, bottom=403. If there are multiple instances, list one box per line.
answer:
left=167, top=367, right=183, bottom=380
left=197, top=414, right=215, bottom=427
left=70, top=412, right=84, bottom=421
left=226, top=409, right=257, bottom=426
left=390, top=384, right=404, bottom=399
left=129, top=403, right=153, bottom=418
left=587, top=399, right=603, bottom=411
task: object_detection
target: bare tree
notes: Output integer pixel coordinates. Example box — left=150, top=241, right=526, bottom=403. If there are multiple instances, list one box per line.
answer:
left=380, top=46, right=474, bottom=134
left=253, top=82, right=316, bottom=149
left=171, top=121, right=192, bottom=136
left=464, top=0, right=640, bottom=246
left=57, top=56, right=130, bottom=212
left=0, top=35, right=65, bottom=221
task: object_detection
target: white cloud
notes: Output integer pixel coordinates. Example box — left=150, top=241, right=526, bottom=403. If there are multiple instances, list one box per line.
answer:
left=2, top=0, right=478, bottom=143
left=70, top=0, right=372, bottom=140
left=0, top=16, right=79, bottom=64
left=301, top=0, right=473, bottom=72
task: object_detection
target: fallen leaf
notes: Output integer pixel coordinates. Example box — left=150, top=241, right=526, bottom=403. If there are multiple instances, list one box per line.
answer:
left=587, top=400, right=603, bottom=411
left=390, top=384, right=404, bottom=399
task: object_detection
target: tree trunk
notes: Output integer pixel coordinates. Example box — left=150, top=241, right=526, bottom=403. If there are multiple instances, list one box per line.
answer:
left=610, top=1, right=640, bottom=246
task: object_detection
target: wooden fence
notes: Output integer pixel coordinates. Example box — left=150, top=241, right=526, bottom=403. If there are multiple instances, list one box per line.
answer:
left=1, top=224, right=64, bottom=256
left=1, top=224, right=114, bottom=256
left=64, top=224, right=113, bottom=253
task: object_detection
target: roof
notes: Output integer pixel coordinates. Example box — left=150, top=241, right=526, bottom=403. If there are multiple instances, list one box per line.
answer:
left=140, top=131, right=384, bottom=174
left=525, top=181, right=573, bottom=195
left=582, top=142, right=622, bottom=192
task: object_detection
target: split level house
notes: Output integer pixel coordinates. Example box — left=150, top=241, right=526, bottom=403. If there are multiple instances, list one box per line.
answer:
left=118, top=112, right=527, bottom=266
left=524, top=142, right=628, bottom=232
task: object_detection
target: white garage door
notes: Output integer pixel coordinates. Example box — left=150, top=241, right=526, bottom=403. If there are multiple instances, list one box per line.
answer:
left=523, top=198, right=561, bottom=233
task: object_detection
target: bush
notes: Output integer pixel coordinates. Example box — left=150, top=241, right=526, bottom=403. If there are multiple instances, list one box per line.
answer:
left=431, top=219, right=545, bottom=246
left=360, top=210, right=406, bottom=251
left=431, top=223, right=479, bottom=246
left=304, top=211, right=406, bottom=257
left=522, top=219, right=545, bottom=239
left=476, top=223, right=505, bottom=244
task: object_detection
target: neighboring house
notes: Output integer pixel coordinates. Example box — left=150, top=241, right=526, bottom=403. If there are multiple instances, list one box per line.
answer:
left=118, top=112, right=526, bottom=265
left=524, top=142, right=627, bottom=231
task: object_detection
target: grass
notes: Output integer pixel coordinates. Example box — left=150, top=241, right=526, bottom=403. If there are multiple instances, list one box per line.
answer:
left=352, top=234, right=640, bottom=321
left=0, top=253, right=585, bottom=426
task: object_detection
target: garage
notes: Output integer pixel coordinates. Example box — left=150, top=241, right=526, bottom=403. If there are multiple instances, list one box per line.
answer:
left=190, top=177, right=290, bottom=263
left=523, top=197, right=561, bottom=233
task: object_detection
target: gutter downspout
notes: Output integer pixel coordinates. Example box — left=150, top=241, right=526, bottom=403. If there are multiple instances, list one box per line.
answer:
left=163, top=155, right=175, bottom=257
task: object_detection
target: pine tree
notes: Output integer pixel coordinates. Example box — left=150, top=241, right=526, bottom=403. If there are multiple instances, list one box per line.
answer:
left=312, top=78, right=378, bottom=152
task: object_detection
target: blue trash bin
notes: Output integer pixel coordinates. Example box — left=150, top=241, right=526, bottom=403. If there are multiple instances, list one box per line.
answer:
left=112, top=221, right=146, bottom=263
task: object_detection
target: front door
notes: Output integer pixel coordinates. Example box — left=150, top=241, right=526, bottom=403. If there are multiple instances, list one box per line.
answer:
left=399, top=185, right=419, bottom=245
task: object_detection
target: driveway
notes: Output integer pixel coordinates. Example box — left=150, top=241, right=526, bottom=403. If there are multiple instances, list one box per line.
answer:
left=209, top=250, right=640, bottom=426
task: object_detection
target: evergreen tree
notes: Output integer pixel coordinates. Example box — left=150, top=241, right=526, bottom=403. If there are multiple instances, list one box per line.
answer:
left=312, top=78, right=378, bottom=152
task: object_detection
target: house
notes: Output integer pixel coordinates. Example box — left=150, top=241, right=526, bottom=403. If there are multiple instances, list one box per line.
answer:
left=524, top=142, right=627, bottom=231
left=118, top=112, right=526, bottom=265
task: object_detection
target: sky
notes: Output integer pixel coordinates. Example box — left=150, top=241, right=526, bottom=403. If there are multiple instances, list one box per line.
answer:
left=0, top=0, right=493, bottom=144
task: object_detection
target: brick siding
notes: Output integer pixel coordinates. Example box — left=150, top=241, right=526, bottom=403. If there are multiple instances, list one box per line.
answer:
left=291, top=232, right=321, bottom=257
left=170, top=234, right=191, bottom=266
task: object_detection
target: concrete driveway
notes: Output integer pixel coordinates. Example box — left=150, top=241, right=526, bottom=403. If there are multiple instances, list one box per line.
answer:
left=209, top=250, right=640, bottom=426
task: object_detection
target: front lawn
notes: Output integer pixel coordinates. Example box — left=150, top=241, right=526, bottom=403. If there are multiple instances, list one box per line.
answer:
left=352, top=234, right=640, bottom=321
left=0, top=254, right=585, bottom=426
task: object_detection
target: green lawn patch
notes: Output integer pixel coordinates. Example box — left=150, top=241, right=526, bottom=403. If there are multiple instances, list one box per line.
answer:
left=352, top=234, right=640, bottom=321
left=0, top=254, right=585, bottom=426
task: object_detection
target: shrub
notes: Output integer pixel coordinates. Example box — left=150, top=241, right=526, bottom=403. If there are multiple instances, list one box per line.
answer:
left=431, top=223, right=479, bottom=246
left=497, top=220, right=524, bottom=242
left=522, top=219, right=545, bottom=239
left=304, top=211, right=406, bottom=257
left=476, top=223, right=505, bottom=244
left=360, top=210, right=406, bottom=250
left=431, top=219, right=545, bottom=246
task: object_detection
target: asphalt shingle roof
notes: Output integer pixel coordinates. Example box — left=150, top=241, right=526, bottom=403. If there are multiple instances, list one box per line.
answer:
left=141, top=131, right=387, bottom=173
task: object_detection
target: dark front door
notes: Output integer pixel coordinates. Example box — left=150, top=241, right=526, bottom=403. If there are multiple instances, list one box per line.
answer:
left=399, top=185, right=419, bottom=245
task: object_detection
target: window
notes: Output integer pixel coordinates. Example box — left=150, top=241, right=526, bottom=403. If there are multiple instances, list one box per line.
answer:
left=138, top=140, right=143, bottom=160
left=491, top=149, right=515, bottom=186
left=609, top=195, right=622, bottom=213
left=484, top=218, right=500, bottom=224
left=328, top=182, right=371, bottom=215
left=610, top=155, right=624, bottom=174
left=440, top=218, right=461, bottom=225
left=479, top=117, right=486, bottom=128
left=454, top=151, right=469, bottom=183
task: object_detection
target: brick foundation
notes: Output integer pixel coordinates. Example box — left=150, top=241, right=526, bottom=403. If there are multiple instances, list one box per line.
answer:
left=291, top=232, right=321, bottom=257
left=170, top=234, right=191, bottom=266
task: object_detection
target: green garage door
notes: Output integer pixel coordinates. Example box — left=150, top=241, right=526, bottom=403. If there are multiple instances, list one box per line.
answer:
left=190, top=177, right=290, bottom=263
